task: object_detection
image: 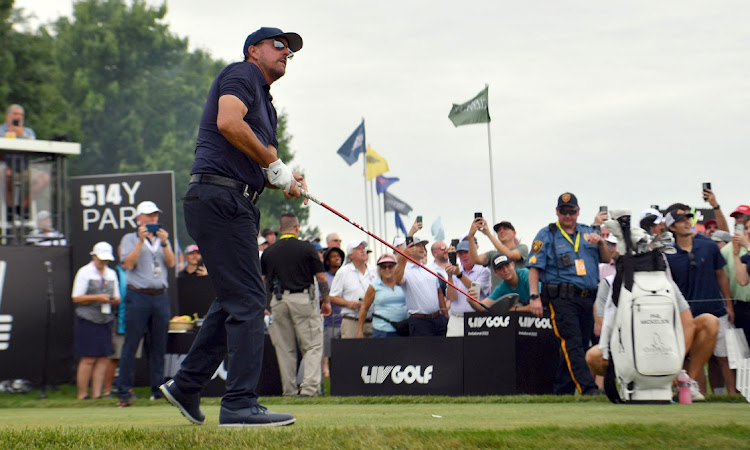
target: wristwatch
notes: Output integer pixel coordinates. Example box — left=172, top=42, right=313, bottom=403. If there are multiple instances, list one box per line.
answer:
left=530, top=294, right=540, bottom=300
left=456, top=273, right=463, bottom=279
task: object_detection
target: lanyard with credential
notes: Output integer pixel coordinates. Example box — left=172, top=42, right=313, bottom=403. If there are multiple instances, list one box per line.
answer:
left=556, top=221, right=580, bottom=254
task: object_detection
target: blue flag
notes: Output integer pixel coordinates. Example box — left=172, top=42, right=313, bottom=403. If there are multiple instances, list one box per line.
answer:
left=394, top=212, right=408, bottom=236
left=375, top=175, right=399, bottom=194
left=336, top=121, right=366, bottom=166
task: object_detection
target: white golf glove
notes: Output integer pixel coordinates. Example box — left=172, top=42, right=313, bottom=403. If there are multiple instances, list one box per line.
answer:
left=266, top=159, right=294, bottom=191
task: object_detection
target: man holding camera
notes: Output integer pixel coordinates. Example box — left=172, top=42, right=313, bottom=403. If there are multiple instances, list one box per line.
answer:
left=117, top=200, right=175, bottom=406
left=527, top=192, right=610, bottom=396
left=1, top=104, right=36, bottom=139
left=179, top=244, right=207, bottom=277
left=468, top=218, right=528, bottom=290
left=394, top=236, right=449, bottom=337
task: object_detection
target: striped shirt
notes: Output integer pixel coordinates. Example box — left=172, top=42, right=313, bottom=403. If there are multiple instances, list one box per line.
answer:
left=400, top=262, right=441, bottom=314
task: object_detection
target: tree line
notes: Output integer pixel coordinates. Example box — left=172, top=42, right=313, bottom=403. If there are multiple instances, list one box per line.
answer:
left=0, top=0, right=311, bottom=246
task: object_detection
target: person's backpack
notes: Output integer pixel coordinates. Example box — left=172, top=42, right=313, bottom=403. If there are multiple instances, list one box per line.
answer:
left=604, top=212, right=685, bottom=404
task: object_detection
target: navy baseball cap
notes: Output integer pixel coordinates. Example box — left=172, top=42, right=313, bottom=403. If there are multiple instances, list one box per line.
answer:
left=243, top=27, right=303, bottom=58
left=557, top=192, right=578, bottom=208
left=493, top=221, right=515, bottom=232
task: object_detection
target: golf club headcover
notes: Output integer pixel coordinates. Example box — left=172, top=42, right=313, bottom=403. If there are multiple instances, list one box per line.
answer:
left=266, top=159, right=293, bottom=191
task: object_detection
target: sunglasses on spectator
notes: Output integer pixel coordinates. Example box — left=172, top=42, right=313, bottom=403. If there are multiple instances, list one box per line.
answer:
left=379, top=264, right=396, bottom=270
left=558, top=208, right=578, bottom=216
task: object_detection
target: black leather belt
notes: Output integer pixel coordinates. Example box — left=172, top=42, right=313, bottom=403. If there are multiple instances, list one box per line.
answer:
left=343, top=315, right=372, bottom=322
left=127, top=285, right=166, bottom=295
left=190, top=174, right=259, bottom=204
left=410, top=312, right=440, bottom=319
left=542, top=283, right=596, bottom=300
left=283, top=288, right=311, bottom=294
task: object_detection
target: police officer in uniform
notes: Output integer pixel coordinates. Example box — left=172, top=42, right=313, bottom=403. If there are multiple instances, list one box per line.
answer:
left=527, top=192, right=611, bottom=395
left=159, top=27, right=306, bottom=427
left=261, top=212, right=331, bottom=397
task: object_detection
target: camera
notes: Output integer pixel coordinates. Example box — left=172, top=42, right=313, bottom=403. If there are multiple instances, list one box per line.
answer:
left=599, top=206, right=608, bottom=213
left=146, top=223, right=161, bottom=234
left=702, top=182, right=711, bottom=191
left=448, top=251, right=457, bottom=265
left=417, top=215, right=422, bottom=224
left=11, top=119, right=20, bottom=127
left=450, top=238, right=459, bottom=249
left=474, top=212, right=483, bottom=219
left=560, top=253, right=573, bottom=267
left=405, top=236, right=413, bottom=246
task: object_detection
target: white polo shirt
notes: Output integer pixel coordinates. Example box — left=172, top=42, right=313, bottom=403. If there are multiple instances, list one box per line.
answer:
left=330, top=262, right=376, bottom=318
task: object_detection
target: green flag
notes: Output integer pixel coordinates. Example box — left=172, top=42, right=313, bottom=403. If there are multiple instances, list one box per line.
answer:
left=448, top=86, right=490, bottom=127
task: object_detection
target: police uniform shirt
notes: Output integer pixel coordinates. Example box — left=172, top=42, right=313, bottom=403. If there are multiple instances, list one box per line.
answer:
left=261, top=237, right=324, bottom=293
left=192, top=62, right=278, bottom=193
left=526, top=223, right=601, bottom=290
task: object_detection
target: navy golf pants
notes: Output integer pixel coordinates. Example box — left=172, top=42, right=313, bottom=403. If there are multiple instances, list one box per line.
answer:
left=172, top=182, right=265, bottom=410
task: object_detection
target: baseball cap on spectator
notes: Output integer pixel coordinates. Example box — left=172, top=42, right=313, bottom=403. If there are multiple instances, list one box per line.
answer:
left=261, top=227, right=277, bottom=238
left=665, top=209, right=694, bottom=228
left=493, top=221, right=515, bottom=232
left=456, top=240, right=470, bottom=252
left=639, top=209, right=664, bottom=230
left=411, top=236, right=429, bottom=247
left=184, top=244, right=199, bottom=255
left=711, top=230, right=732, bottom=243
left=90, top=242, right=115, bottom=261
left=557, top=192, right=578, bottom=208
left=377, top=255, right=397, bottom=265
left=703, top=219, right=718, bottom=228
left=258, top=236, right=267, bottom=246
left=730, top=205, right=750, bottom=218
left=393, top=236, right=406, bottom=247
left=312, top=242, right=323, bottom=251
left=492, top=254, right=512, bottom=270
left=346, top=240, right=370, bottom=254
left=323, top=247, right=345, bottom=270
left=605, top=234, right=618, bottom=245
left=37, top=210, right=51, bottom=221
left=136, top=201, right=161, bottom=215
left=243, top=27, right=303, bottom=58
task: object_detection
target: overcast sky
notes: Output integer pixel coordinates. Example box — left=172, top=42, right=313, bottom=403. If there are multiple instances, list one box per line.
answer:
left=19, top=0, right=750, bottom=256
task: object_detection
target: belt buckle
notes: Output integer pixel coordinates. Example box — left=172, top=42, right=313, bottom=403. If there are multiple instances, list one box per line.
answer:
left=242, top=184, right=250, bottom=198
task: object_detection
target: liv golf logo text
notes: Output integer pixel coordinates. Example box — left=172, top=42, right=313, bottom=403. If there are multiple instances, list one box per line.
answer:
left=361, top=365, right=434, bottom=385
left=0, top=261, right=11, bottom=351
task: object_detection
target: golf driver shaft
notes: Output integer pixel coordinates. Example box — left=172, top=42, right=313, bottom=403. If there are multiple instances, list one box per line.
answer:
left=297, top=184, right=487, bottom=310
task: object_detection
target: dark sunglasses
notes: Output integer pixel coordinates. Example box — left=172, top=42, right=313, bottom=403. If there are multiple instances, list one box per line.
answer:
left=688, top=251, right=697, bottom=269
left=379, top=264, right=396, bottom=270
left=271, top=39, right=294, bottom=58
left=558, top=208, right=578, bottom=216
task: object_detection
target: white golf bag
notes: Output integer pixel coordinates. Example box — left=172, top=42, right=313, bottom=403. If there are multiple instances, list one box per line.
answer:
left=604, top=211, right=685, bottom=403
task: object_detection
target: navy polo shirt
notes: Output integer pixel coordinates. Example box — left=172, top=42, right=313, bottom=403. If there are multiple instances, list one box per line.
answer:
left=527, top=223, right=601, bottom=291
left=665, top=237, right=726, bottom=317
left=192, top=61, right=278, bottom=193
left=742, top=254, right=750, bottom=275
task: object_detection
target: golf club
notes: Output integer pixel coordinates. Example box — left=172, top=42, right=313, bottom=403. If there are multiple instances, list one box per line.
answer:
left=295, top=183, right=488, bottom=310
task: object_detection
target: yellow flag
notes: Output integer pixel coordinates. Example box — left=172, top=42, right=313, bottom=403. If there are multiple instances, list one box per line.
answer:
left=365, top=146, right=389, bottom=180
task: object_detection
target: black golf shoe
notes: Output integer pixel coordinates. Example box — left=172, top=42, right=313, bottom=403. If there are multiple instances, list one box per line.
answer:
left=218, top=405, right=295, bottom=427
left=160, top=379, right=205, bottom=425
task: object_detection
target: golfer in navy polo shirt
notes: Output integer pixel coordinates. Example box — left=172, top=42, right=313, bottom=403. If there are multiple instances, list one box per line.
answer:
left=160, top=27, right=308, bottom=427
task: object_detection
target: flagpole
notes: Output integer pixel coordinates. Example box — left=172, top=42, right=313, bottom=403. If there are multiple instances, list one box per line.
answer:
left=362, top=148, right=372, bottom=256
left=381, top=196, right=388, bottom=251
left=368, top=179, right=378, bottom=258
left=485, top=83, right=496, bottom=224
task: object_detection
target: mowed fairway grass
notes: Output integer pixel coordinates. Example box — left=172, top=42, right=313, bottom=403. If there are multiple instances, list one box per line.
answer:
left=1, top=388, right=749, bottom=448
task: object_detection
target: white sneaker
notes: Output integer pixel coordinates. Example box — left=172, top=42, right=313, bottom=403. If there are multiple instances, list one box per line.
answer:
left=689, top=379, right=706, bottom=401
